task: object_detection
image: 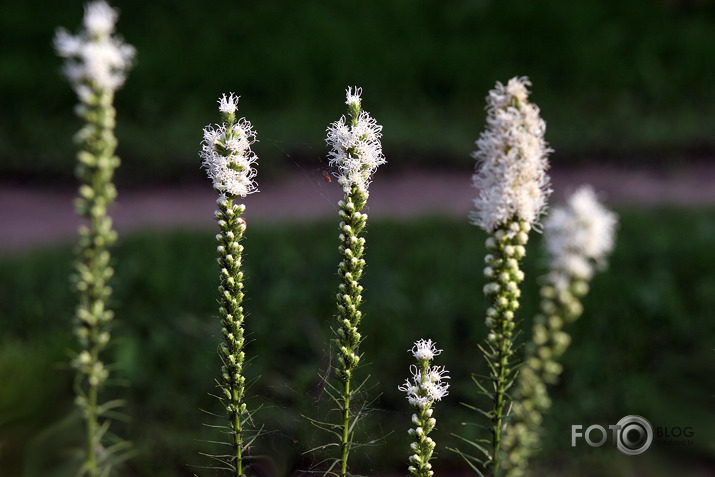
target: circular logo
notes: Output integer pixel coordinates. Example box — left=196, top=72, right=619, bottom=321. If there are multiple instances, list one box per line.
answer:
left=615, top=415, right=653, bottom=455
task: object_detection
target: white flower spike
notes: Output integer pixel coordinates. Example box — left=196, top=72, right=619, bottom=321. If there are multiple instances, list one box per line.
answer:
left=326, top=87, right=385, bottom=194
left=200, top=94, right=259, bottom=198
left=471, top=76, right=552, bottom=234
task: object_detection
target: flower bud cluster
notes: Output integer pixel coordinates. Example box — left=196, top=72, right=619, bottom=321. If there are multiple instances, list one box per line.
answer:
left=200, top=93, right=259, bottom=198
left=215, top=199, right=248, bottom=424
left=72, top=350, right=110, bottom=390
left=477, top=220, right=533, bottom=474
left=334, top=195, right=368, bottom=382
left=72, top=94, right=120, bottom=231
left=326, top=87, right=386, bottom=195
left=482, top=221, right=529, bottom=349
left=399, top=340, right=450, bottom=477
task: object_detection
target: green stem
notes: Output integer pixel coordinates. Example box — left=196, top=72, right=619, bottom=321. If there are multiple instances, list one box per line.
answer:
left=234, top=387, right=243, bottom=477
left=491, top=338, right=508, bottom=476
left=86, top=378, right=98, bottom=476
left=340, top=380, right=351, bottom=477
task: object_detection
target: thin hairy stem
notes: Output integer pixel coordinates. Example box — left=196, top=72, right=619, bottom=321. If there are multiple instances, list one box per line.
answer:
left=340, top=380, right=351, bottom=477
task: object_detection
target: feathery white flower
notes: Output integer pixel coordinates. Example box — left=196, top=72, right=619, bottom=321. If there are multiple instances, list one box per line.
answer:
left=218, top=93, right=239, bottom=115
left=345, top=86, right=362, bottom=108
left=326, top=87, right=385, bottom=194
left=54, top=1, right=135, bottom=98
left=84, top=0, right=118, bottom=36
left=423, top=380, right=450, bottom=402
left=410, top=339, right=441, bottom=361
left=471, top=76, right=551, bottom=234
left=426, top=365, right=450, bottom=385
left=200, top=96, right=259, bottom=198
left=544, top=186, right=617, bottom=288
left=399, top=339, right=450, bottom=408
left=399, top=366, right=450, bottom=406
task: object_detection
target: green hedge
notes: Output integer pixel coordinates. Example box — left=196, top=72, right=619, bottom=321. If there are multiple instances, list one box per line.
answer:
left=1, top=0, right=714, bottom=182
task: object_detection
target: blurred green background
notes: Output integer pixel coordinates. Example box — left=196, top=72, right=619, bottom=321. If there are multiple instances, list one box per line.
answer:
left=1, top=0, right=715, bottom=476
left=1, top=0, right=714, bottom=183
left=1, top=213, right=714, bottom=476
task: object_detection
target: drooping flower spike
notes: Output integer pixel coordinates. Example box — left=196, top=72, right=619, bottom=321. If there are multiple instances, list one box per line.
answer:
left=501, top=186, right=618, bottom=477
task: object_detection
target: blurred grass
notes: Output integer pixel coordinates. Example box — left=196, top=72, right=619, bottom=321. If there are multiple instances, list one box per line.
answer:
left=1, top=210, right=714, bottom=476
left=1, top=0, right=714, bottom=183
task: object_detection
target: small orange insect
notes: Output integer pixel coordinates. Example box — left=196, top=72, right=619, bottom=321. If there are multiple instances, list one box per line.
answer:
left=322, top=170, right=332, bottom=183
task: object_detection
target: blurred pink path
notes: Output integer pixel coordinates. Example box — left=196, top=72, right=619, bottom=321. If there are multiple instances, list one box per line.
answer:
left=2, top=162, right=715, bottom=254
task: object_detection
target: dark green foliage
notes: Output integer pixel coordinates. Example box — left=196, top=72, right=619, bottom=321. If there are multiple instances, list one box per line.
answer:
left=1, top=210, right=714, bottom=476
left=2, top=0, right=714, bottom=182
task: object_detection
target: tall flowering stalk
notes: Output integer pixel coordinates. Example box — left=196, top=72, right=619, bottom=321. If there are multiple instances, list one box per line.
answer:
left=54, top=2, right=134, bottom=475
left=462, top=77, right=551, bottom=476
left=325, top=87, right=385, bottom=477
left=200, top=93, right=258, bottom=477
left=501, top=186, right=617, bottom=477
left=399, top=340, right=450, bottom=477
